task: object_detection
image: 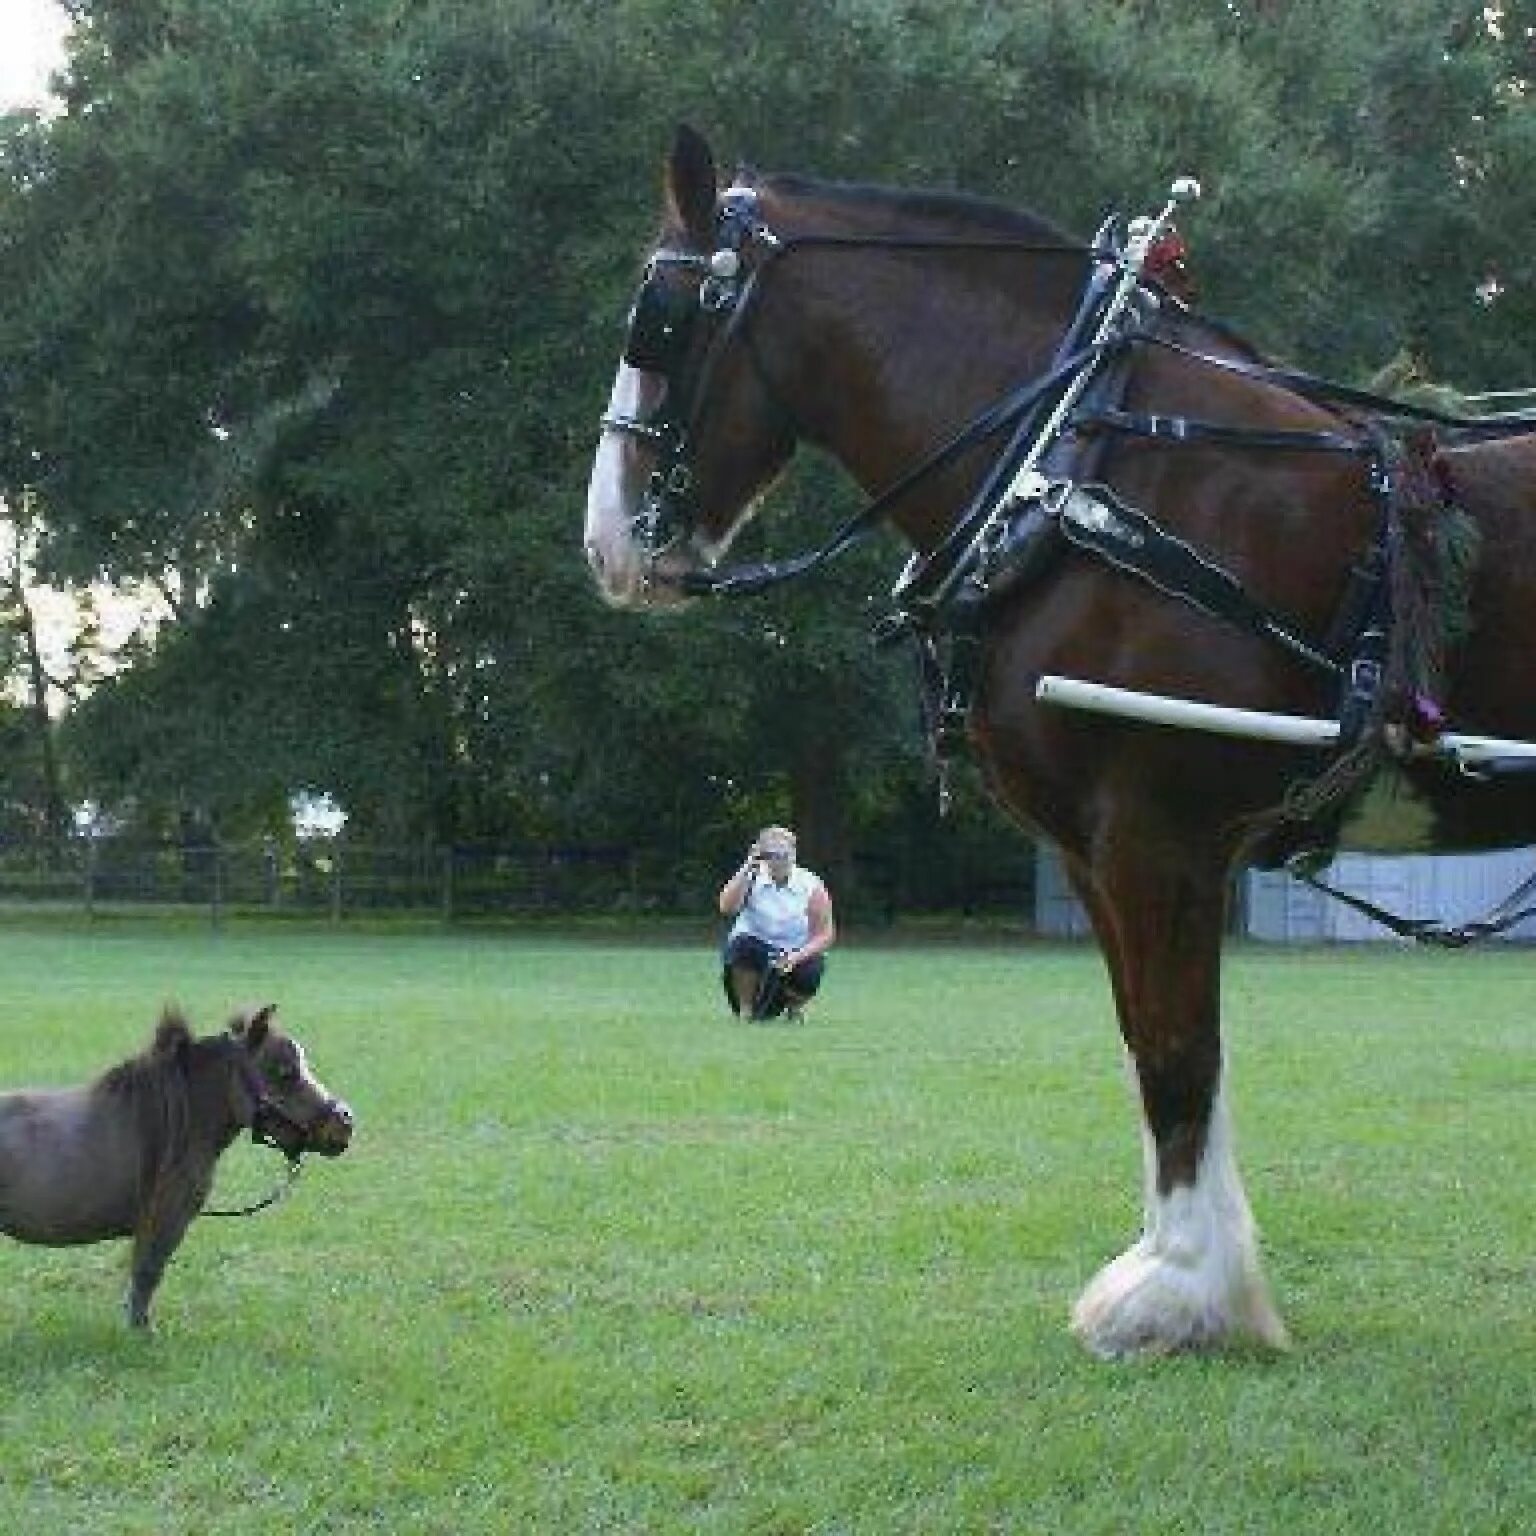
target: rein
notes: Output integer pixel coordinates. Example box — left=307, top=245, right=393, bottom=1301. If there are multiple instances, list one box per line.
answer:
left=1116, top=333, right=1536, bottom=438
left=684, top=324, right=1536, bottom=600
left=681, top=342, right=1102, bottom=597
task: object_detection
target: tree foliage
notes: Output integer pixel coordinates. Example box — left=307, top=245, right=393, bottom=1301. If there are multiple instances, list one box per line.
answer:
left=1, top=0, right=1532, bottom=899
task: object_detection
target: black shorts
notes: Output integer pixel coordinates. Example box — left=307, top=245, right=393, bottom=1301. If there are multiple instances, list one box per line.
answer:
left=721, top=932, right=824, bottom=1016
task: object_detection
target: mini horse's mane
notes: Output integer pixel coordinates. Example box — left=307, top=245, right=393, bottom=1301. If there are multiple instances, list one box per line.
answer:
left=98, top=1010, right=197, bottom=1096
left=754, top=169, right=1082, bottom=249
left=97, top=1010, right=217, bottom=1175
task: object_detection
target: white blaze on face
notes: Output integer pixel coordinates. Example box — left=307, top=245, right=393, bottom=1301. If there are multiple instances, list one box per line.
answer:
left=291, top=1038, right=335, bottom=1108
left=584, top=363, right=661, bottom=608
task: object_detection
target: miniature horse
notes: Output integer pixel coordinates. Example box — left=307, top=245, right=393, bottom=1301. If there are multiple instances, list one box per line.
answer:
left=585, top=127, right=1536, bottom=1356
left=0, top=1004, right=353, bottom=1326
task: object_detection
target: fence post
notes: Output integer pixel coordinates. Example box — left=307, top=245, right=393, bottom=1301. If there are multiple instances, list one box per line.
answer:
left=330, top=846, right=343, bottom=923
left=83, top=837, right=97, bottom=918
left=210, top=845, right=224, bottom=931
left=440, top=846, right=455, bottom=925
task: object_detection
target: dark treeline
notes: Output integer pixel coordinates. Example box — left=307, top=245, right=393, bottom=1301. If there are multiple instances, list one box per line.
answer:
left=2, top=0, right=1534, bottom=906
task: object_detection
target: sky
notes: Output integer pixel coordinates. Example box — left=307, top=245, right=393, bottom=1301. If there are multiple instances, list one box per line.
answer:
left=0, top=0, right=70, bottom=112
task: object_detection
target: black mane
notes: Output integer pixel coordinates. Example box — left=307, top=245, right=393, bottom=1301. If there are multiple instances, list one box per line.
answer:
left=757, top=170, right=1082, bottom=248
left=98, top=1009, right=193, bottom=1096
left=94, top=1011, right=205, bottom=1177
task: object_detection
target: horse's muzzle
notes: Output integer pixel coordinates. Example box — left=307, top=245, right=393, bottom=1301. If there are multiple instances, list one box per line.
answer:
left=308, top=1099, right=355, bottom=1158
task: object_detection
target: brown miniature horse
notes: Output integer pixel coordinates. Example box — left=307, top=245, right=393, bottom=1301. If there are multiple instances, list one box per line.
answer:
left=0, top=1004, right=353, bottom=1327
left=585, top=127, right=1536, bottom=1357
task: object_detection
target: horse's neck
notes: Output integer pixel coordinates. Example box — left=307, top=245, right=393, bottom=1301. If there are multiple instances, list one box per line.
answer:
left=776, top=234, right=1080, bottom=553
left=186, top=1041, right=247, bottom=1151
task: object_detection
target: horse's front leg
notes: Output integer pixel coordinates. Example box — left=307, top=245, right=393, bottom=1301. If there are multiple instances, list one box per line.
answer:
left=1068, top=842, right=1288, bottom=1358
left=126, top=1180, right=206, bottom=1328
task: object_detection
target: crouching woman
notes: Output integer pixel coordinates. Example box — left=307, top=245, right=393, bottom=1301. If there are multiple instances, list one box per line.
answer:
left=718, top=825, right=836, bottom=1022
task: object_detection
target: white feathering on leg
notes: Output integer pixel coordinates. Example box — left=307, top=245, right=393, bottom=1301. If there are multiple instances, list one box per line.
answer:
left=1072, top=1070, right=1288, bottom=1358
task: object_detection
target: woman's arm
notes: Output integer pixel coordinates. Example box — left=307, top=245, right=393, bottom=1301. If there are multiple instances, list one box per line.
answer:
left=782, top=882, right=836, bottom=967
left=717, top=849, right=760, bottom=916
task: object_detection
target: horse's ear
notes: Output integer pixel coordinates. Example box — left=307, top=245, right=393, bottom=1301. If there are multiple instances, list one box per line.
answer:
left=666, top=123, right=718, bottom=244
left=230, top=1003, right=276, bottom=1049
left=153, top=1010, right=193, bottom=1059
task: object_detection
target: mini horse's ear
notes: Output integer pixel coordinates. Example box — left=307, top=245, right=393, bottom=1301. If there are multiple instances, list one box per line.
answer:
left=666, top=123, right=718, bottom=245
left=153, top=1010, right=193, bottom=1059
left=230, top=1003, right=277, bottom=1049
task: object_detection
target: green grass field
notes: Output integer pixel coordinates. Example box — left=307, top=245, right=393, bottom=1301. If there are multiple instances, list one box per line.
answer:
left=0, top=917, right=1530, bottom=1533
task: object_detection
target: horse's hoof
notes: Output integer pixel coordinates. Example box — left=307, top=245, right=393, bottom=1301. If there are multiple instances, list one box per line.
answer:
left=1070, top=1240, right=1289, bottom=1359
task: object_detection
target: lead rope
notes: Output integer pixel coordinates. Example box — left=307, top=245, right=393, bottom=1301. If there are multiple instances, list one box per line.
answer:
left=200, top=1149, right=302, bottom=1219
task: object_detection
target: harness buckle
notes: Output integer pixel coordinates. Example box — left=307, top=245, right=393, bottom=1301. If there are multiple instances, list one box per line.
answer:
left=700, top=276, right=739, bottom=313
left=1002, top=465, right=1050, bottom=510
left=1337, top=625, right=1386, bottom=748
left=1147, top=413, right=1190, bottom=442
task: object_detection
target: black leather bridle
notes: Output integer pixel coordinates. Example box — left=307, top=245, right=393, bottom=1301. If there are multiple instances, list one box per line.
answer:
left=600, top=188, right=786, bottom=569
left=600, top=191, right=1109, bottom=598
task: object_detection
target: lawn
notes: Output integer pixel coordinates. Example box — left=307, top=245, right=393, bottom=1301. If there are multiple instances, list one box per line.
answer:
left=0, top=918, right=1530, bottom=1533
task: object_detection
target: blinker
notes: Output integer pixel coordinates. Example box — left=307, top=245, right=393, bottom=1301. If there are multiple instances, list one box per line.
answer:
left=606, top=192, right=781, bottom=562
left=622, top=275, right=698, bottom=374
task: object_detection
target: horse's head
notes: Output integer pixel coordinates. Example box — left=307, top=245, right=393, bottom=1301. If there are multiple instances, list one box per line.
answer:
left=584, top=125, right=799, bottom=610
left=230, top=1004, right=354, bottom=1160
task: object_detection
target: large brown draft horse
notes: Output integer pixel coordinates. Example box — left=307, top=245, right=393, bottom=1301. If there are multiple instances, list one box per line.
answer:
left=0, top=1005, right=353, bottom=1327
left=584, top=127, right=1536, bottom=1357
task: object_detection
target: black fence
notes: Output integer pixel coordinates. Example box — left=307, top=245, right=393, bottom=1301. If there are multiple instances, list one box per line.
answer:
left=0, top=839, right=639, bottom=922
left=0, top=836, right=1036, bottom=926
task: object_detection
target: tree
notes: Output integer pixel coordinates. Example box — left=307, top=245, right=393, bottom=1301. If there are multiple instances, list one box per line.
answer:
left=0, top=500, right=70, bottom=849
left=3, top=0, right=1533, bottom=889
left=3, top=0, right=659, bottom=838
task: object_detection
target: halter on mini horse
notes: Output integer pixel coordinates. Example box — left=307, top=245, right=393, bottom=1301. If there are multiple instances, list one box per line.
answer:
left=586, top=126, right=1536, bottom=1356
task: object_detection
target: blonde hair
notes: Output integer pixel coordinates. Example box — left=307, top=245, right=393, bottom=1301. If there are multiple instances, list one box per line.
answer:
left=757, top=824, right=796, bottom=853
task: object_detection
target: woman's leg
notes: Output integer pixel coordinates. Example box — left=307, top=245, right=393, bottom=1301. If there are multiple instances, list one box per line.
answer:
left=722, top=934, right=772, bottom=1016
left=781, top=955, right=824, bottom=1018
